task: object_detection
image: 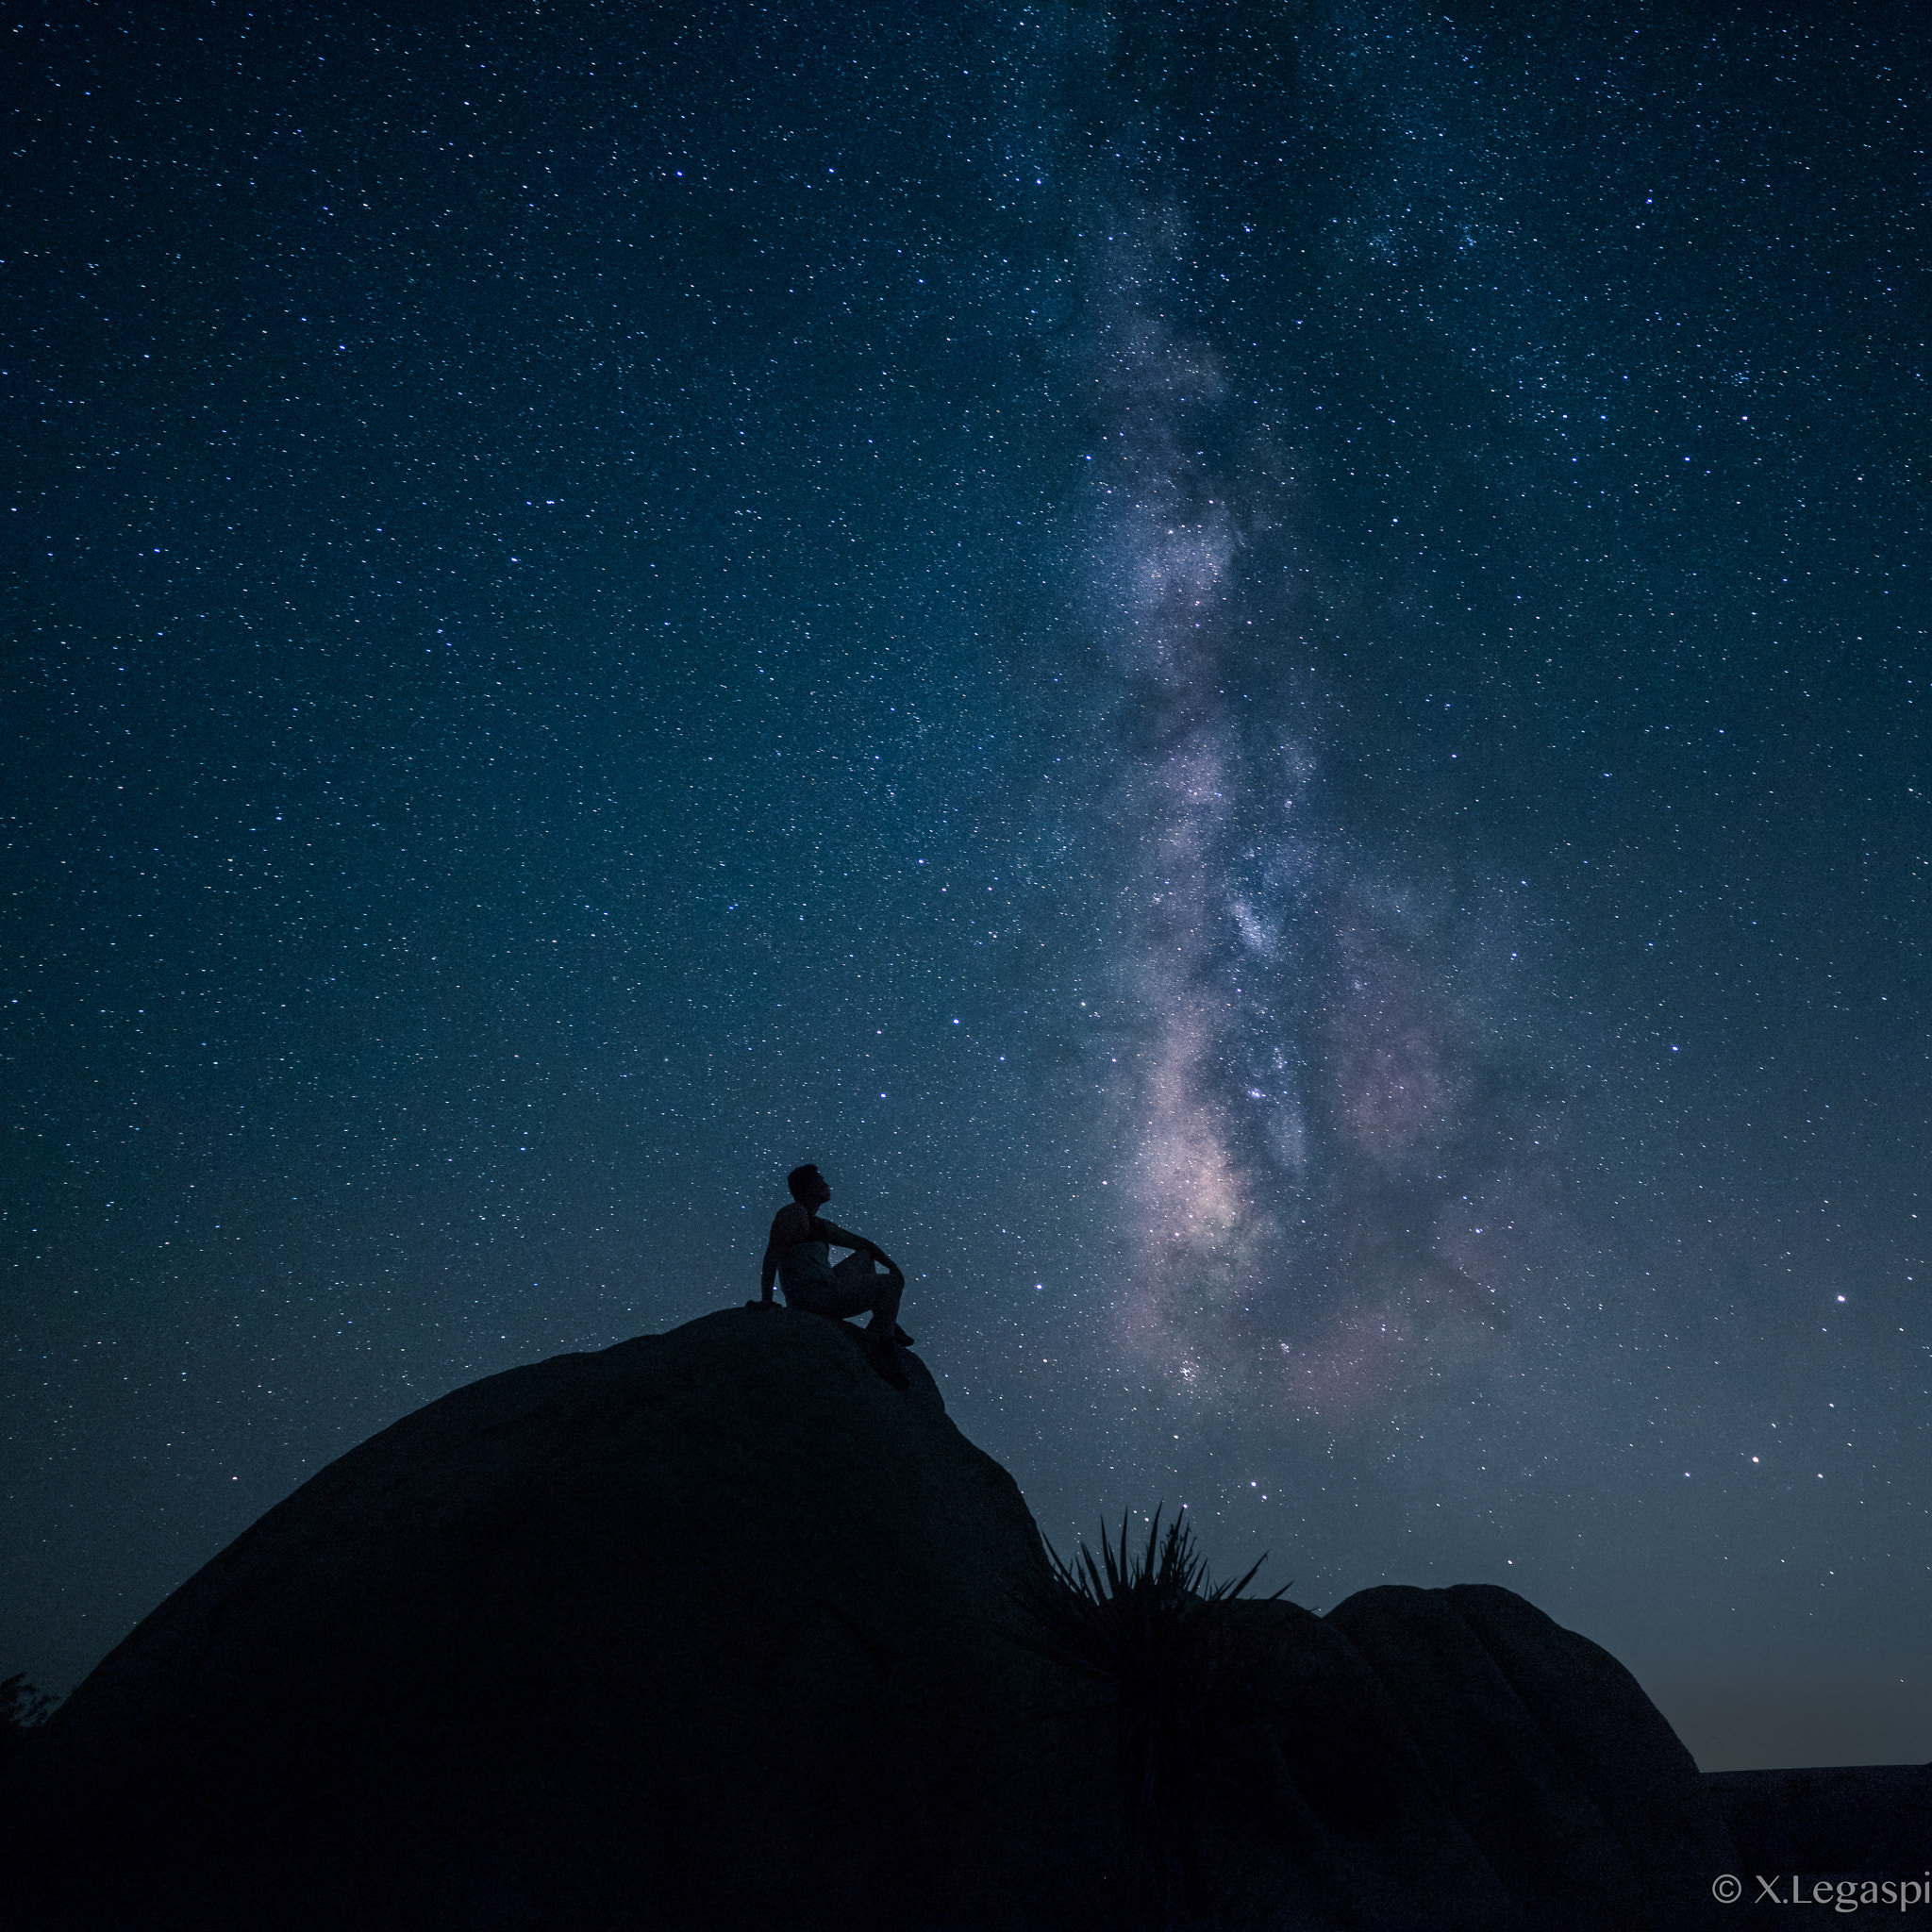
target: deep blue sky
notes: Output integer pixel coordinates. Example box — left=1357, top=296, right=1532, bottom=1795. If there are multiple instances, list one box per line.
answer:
left=5, top=2, right=1927, bottom=1770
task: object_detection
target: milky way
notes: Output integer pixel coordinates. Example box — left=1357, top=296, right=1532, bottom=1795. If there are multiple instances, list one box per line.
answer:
left=1066, top=197, right=1562, bottom=1437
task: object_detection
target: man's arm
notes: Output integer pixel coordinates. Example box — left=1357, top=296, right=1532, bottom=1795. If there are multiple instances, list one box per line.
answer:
left=818, top=1220, right=900, bottom=1275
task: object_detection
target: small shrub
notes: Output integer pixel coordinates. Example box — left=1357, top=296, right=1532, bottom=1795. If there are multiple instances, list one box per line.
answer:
left=0, top=1674, right=58, bottom=1774
left=1014, top=1510, right=1287, bottom=1928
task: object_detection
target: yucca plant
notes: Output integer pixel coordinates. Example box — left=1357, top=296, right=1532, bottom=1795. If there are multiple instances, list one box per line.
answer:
left=1012, top=1509, right=1288, bottom=1929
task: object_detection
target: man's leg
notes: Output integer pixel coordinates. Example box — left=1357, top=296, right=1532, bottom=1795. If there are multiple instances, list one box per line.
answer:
left=831, top=1250, right=904, bottom=1333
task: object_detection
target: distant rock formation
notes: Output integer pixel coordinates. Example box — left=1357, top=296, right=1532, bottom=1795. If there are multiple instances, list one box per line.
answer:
left=1705, top=1764, right=1932, bottom=1881
left=0, top=1304, right=1864, bottom=1929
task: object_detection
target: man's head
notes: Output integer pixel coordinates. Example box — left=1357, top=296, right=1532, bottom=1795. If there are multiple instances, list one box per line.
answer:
left=787, top=1163, right=829, bottom=1205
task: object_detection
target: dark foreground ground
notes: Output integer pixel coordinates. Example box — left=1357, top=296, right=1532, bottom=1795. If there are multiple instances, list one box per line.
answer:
left=5, top=1308, right=1924, bottom=1929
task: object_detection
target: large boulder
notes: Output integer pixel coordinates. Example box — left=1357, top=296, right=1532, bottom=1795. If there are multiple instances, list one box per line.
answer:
left=7, top=1305, right=1746, bottom=1929
left=1315, top=1585, right=1738, bottom=1929
left=8, top=1308, right=1108, bottom=1931
left=1115, top=1589, right=1738, bottom=1931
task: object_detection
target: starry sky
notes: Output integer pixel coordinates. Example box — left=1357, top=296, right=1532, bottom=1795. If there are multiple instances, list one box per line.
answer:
left=5, top=3, right=1927, bottom=1772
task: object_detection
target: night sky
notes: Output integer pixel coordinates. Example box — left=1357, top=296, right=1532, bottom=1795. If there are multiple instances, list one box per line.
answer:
left=6, top=3, right=1927, bottom=1773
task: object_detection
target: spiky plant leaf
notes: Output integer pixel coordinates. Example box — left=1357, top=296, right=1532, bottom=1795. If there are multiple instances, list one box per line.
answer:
left=1011, top=1509, right=1295, bottom=1927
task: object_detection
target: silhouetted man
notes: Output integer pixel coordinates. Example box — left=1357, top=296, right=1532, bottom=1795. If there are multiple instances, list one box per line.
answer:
left=760, top=1164, right=912, bottom=1384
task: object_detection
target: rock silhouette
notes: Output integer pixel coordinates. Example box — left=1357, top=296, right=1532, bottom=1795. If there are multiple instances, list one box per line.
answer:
left=1, top=1306, right=1900, bottom=1929
left=8, top=1308, right=1099, bottom=1930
